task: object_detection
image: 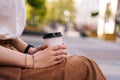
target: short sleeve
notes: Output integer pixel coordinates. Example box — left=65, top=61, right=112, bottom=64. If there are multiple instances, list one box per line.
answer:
left=0, top=0, right=10, bottom=16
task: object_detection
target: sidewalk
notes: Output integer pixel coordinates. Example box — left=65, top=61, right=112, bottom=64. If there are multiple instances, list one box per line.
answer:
left=21, top=35, right=120, bottom=80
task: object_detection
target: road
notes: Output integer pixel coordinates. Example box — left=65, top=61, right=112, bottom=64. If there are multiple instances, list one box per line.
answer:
left=21, top=35, right=120, bottom=80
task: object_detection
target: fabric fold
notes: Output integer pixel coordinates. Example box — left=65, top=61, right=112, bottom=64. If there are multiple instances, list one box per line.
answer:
left=0, top=66, right=21, bottom=80
left=0, top=56, right=106, bottom=80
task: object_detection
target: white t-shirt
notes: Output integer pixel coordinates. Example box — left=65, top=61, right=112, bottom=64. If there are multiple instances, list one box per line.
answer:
left=0, top=0, right=26, bottom=40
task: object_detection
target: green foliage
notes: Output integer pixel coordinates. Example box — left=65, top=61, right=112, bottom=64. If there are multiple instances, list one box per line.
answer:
left=26, top=0, right=46, bottom=27
left=105, top=2, right=112, bottom=19
left=26, top=2, right=32, bottom=21
left=26, top=0, right=75, bottom=27
left=27, top=0, right=45, bottom=9
left=106, top=9, right=112, bottom=17
left=91, top=11, right=99, bottom=17
left=45, top=0, right=75, bottom=24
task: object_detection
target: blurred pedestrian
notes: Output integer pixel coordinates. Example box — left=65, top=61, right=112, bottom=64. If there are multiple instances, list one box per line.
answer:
left=50, top=21, right=57, bottom=31
left=64, top=23, right=69, bottom=34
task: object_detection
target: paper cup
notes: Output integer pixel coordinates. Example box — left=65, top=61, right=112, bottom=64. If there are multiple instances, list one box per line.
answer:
left=43, top=32, right=62, bottom=47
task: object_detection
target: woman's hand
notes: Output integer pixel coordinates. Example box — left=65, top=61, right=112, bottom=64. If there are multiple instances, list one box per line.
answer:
left=33, top=44, right=67, bottom=68
left=28, top=44, right=48, bottom=54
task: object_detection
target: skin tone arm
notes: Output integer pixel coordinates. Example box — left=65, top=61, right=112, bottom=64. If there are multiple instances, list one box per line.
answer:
left=0, top=45, right=33, bottom=68
left=0, top=44, right=67, bottom=68
left=11, top=37, right=48, bottom=54
left=11, top=37, right=35, bottom=54
left=11, top=37, right=67, bottom=55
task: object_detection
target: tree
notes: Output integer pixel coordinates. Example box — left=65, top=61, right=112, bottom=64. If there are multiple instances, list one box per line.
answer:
left=26, top=0, right=46, bottom=27
left=45, top=0, right=75, bottom=24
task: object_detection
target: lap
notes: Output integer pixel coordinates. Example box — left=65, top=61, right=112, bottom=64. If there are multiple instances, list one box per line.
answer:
left=0, top=56, right=106, bottom=80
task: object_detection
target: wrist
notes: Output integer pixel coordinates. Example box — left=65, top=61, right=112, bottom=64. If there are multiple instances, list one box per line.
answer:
left=28, top=47, right=35, bottom=54
left=24, top=44, right=34, bottom=54
left=25, top=54, right=33, bottom=68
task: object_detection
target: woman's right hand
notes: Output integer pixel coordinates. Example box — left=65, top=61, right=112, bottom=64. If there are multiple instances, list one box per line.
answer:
left=33, top=44, right=67, bottom=68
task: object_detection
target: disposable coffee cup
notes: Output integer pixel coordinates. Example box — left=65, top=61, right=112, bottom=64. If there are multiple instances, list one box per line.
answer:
left=43, top=32, right=62, bottom=47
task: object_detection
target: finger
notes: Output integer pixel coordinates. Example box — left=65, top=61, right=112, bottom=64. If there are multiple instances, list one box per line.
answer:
left=41, top=45, right=48, bottom=50
left=63, top=49, right=67, bottom=55
left=50, top=59, right=64, bottom=67
left=62, top=43, right=65, bottom=45
left=38, top=44, right=48, bottom=50
left=54, top=58, right=65, bottom=64
left=53, top=49, right=67, bottom=56
left=54, top=55, right=67, bottom=61
left=50, top=45, right=66, bottom=51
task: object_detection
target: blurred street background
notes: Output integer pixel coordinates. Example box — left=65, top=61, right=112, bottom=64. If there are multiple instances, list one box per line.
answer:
left=23, top=0, right=120, bottom=80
